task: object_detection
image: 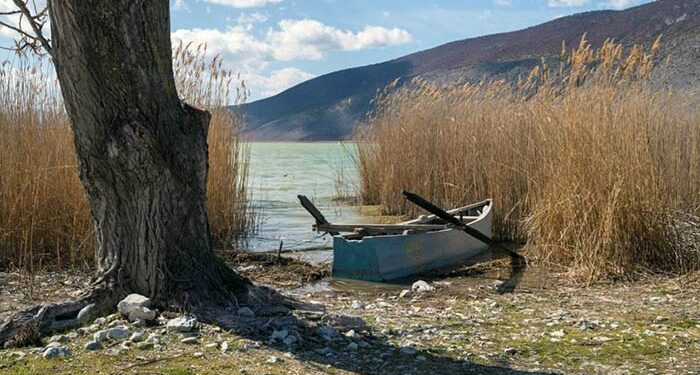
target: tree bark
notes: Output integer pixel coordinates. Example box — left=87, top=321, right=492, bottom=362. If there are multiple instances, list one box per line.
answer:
left=0, top=0, right=260, bottom=347
left=49, top=0, right=252, bottom=307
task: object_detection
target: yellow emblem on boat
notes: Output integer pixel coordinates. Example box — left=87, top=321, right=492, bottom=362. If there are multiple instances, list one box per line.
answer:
left=405, top=239, right=424, bottom=265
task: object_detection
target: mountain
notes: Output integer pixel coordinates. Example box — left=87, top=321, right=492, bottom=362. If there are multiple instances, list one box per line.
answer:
left=238, top=0, right=700, bottom=141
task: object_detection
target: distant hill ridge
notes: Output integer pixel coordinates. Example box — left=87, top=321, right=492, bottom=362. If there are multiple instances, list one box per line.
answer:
left=237, top=0, right=700, bottom=141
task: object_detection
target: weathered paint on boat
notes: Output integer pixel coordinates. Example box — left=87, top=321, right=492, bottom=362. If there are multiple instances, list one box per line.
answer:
left=332, top=200, right=492, bottom=281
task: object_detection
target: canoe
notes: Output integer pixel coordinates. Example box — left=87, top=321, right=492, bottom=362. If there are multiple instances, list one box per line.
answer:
left=298, top=195, right=493, bottom=282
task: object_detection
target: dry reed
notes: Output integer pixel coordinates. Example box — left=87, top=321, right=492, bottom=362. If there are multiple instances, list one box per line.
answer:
left=0, top=43, right=252, bottom=270
left=356, top=37, right=700, bottom=282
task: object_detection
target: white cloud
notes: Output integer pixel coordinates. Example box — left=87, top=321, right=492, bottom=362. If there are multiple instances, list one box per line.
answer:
left=237, top=11, right=269, bottom=25
left=172, top=19, right=412, bottom=99
left=173, top=0, right=189, bottom=11
left=493, top=0, right=511, bottom=6
left=548, top=0, right=589, bottom=7
left=202, top=0, right=283, bottom=8
left=266, top=19, right=413, bottom=60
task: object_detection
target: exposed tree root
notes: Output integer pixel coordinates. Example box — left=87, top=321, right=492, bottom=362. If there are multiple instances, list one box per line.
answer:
left=0, top=287, right=115, bottom=348
left=0, top=269, right=318, bottom=348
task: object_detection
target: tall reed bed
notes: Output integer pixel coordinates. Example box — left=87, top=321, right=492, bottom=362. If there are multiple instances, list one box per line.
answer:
left=356, top=37, right=700, bottom=282
left=0, top=43, right=252, bottom=270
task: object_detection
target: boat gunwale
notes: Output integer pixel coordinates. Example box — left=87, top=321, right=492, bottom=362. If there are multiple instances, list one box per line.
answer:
left=337, top=199, right=493, bottom=242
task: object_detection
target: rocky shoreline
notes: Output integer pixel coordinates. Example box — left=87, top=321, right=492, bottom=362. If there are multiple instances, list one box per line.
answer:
left=1, top=257, right=699, bottom=374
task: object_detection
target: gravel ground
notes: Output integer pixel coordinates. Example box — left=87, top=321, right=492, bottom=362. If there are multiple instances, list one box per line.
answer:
left=0, top=257, right=699, bottom=375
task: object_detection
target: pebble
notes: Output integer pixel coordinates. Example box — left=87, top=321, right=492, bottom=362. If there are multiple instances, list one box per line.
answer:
left=399, top=289, right=412, bottom=299
left=85, top=340, right=103, bottom=351
left=193, top=352, right=204, bottom=358
left=181, top=337, right=199, bottom=344
left=400, top=347, right=417, bottom=357
left=549, top=329, right=566, bottom=337
left=504, top=347, right=518, bottom=355
left=416, top=355, right=427, bottom=361
left=411, top=280, right=434, bottom=293
left=94, top=317, right=107, bottom=325
left=351, top=300, right=365, bottom=309
left=270, top=329, right=289, bottom=341
left=136, top=341, right=154, bottom=350
left=318, top=326, right=338, bottom=340
left=266, top=355, right=281, bottom=364
left=220, top=341, right=229, bottom=352
left=347, top=342, right=358, bottom=351
left=167, top=316, right=197, bottom=333
left=314, top=347, right=332, bottom=355
left=130, top=332, right=146, bottom=342
left=94, top=330, right=110, bottom=342
left=344, top=329, right=358, bottom=338
left=283, top=335, right=297, bottom=346
left=48, top=334, right=69, bottom=343
left=107, top=326, right=130, bottom=340
left=42, top=345, right=71, bottom=359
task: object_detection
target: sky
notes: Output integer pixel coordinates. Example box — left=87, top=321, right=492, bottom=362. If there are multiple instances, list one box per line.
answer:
left=0, top=0, right=654, bottom=101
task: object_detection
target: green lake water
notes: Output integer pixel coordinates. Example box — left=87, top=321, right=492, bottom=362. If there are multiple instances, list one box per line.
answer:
left=247, top=142, right=369, bottom=257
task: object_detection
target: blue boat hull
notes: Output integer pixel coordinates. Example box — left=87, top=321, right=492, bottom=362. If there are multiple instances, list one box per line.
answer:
left=332, top=201, right=492, bottom=282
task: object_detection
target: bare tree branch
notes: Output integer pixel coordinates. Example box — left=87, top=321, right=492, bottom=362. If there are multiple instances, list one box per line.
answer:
left=3, top=0, right=53, bottom=56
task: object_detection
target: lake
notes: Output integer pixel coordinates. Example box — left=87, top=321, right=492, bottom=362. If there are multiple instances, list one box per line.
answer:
left=246, top=142, right=371, bottom=260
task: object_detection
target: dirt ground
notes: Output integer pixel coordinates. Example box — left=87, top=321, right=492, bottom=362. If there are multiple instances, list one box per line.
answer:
left=0, top=255, right=699, bottom=375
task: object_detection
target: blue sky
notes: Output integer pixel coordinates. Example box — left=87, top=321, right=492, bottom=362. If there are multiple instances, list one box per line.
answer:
left=0, top=0, right=654, bottom=101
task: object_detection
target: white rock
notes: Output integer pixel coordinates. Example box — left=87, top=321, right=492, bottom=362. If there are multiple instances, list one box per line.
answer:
left=166, top=316, right=197, bottom=332
left=42, top=346, right=71, bottom=359
left=128, top=306, right=156, bottom=322
left=238, top=307, right=255, bottom=317
left=48, top=334, right=69, bottom=343
left=351, top=300, right=365, bottom=310
left=344, top=329, right=358, bottom=338
left=411, top=280, right=434, bottom=293
left=398, top=289, right=412, bottom=299
left=117, top=294, right=152, bottom=317
left=220, top=341, right=229, bottom=352
left=94, top=317, right=106, bottom=325
left=181, top=337, right=199, bottom=344
left=266, top=356, right=281, bottom=364
left=549, top=329, right=566, bottom=337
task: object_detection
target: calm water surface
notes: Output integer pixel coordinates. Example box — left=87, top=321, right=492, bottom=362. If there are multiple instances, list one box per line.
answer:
left=247, top=142, right=371, bottom=258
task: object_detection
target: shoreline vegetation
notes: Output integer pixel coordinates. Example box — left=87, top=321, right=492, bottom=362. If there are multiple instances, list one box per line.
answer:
left=0, top=43, right=253, bottom=271
left=354, top=37, right=700, bottom=284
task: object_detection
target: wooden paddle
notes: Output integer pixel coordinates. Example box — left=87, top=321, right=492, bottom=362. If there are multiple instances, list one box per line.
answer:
left=402, top=190, right=523, bottom=261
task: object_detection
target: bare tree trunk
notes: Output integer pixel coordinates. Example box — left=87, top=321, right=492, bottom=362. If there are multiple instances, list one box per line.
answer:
left=0, top=0, right=261, bottom=347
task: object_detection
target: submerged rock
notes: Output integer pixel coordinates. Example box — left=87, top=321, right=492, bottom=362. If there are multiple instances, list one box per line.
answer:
left=400, top=347, right=417, bottom=357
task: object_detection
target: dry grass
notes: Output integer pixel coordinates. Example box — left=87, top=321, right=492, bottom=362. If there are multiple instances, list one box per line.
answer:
left=0, top=43, right=252, bottom=270
left=356, top=37, right=700, bottom=282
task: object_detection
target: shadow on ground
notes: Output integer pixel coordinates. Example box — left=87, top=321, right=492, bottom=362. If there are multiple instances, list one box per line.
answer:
left=216, top=251, right=547, bottom=375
